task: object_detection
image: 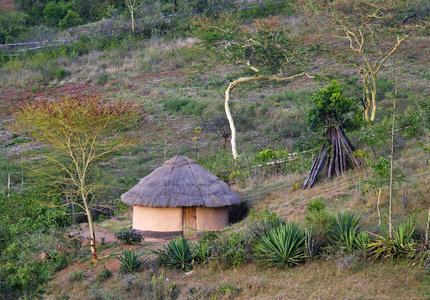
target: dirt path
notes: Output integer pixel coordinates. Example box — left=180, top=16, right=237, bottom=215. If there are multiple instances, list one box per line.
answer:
left=68, top=223, right=173, bottom=244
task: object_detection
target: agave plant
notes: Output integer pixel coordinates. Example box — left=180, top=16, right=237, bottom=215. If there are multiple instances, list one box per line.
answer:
left=155, top=237, right=194, bottom=271
left=116, top=250, right=147, bottom=274
left=367, top=220, right=418, bottom=260
left=328, top=212, right=366, bottom=253
left=253, top=222, right=307, bottom=268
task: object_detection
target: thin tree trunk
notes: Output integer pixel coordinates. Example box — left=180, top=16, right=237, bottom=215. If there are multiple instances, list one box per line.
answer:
left=225, top=81, right=238, bottom=159
left=132, top=11, right=134, bottom=33
left=82, top=191, right=98, bottom=264
left=377, top=188, right=382, bottom=227
left=426, top=207, right=430, bottom=245
left=370, top=74, right=378, bottom=121
left=222, top=136, right=228, bottom=150
left=363, top=82, right=371, bottom=122
left=87, top=209, right=98, bottom=264
left=388, top=98, right=396, bottom=239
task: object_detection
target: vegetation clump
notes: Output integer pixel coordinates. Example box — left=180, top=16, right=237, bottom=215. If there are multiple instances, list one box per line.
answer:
left=115, top=228, right=144, bottom=245
left=254, top=222, right=307, bottom=268
left=154, top=236, right=194, bottom=271
left=116, top=249, right=147, bottom=274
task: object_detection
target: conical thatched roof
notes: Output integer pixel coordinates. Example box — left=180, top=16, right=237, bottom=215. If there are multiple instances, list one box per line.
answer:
left=121, top=154, right=241, bottom=208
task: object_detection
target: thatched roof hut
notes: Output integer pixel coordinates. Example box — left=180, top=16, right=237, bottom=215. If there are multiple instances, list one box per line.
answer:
left=121, top=154, right=241, bottom=237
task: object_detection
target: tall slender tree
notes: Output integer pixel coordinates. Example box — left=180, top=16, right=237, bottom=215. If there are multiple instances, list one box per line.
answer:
left=14, top=95, right=138, bottom=263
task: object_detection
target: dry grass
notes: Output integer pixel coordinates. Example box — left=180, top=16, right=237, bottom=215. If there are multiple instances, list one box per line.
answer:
left=46, top=257, right=429, bottom=299
left=235, top=136, right=430, bottom=229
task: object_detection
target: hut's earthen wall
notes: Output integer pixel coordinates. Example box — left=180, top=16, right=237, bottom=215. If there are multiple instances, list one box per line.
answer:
left=133, top=206, right=182, bottom=232
left=196, top=206, right=229, bottom=231
left=132, top=205, right=230, bottom=236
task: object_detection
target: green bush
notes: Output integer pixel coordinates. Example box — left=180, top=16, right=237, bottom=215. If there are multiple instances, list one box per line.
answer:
left=68, top=269, right=85, bottom=282
left=305, top=198, right=335, bottom=259
left=155, top=237, right=194, bottom=271
left=376, top=77, right=394, bottom=100
left=209, top=232, right=249, bottom=269
left=0, top=230, right=79, bottom=298
left=193, top=234, right=213, bottom=264
left=305, top=198, right=335, bottom=237
left=96, top=267, right=112, bottom=282
left=163, top=98, right=206, bottom=116
left=114, top=228, right=143, bottom=245
left=116, top=250, right=147, bottom=274
left=247, top=209, right=286, bottom=238
left=254, top=222, right=307, bottom=268
left=58, top=10, right=83, bottom=29
left=0, top=11, right=30, bottom=43
left=43, top=1, right=82, bottom=28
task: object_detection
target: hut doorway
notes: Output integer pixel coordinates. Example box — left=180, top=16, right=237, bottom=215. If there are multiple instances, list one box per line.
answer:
left=183, top=206, right=196, bottom=234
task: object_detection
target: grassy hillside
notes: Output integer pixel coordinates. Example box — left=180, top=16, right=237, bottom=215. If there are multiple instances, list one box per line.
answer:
left=1, top=0, right=430, bottom=298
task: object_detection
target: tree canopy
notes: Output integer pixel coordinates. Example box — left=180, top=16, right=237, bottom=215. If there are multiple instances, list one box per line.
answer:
left=14, top=94, right=139, bottom=262
left=306, top=80, right=362, bottom=132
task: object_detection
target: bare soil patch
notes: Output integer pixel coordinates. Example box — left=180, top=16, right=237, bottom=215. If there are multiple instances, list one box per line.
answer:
left=0, top=0, right=15, bottom=10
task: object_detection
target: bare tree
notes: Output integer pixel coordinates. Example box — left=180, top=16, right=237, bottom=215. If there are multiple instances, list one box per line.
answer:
left=193, top=15, right=314, bottom=159
left=125, top=0, right=143, bottom=33
left=299, top=0, right=429, bottom=121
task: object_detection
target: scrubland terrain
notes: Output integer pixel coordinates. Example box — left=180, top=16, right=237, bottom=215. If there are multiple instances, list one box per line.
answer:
left=1, top=0, right=430, bottom=299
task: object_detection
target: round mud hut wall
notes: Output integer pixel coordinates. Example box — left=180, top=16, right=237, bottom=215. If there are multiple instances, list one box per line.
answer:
left=121, top=154, right=241, bottom=237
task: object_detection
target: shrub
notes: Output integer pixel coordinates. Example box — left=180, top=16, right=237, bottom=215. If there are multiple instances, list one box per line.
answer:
left=154, top=237, right=194, bottom=271
left=328, top=212, right=367, bottom=253
left=305, top=198, right=335, bottom=238
left=68, top=269, right=85, bottom=282
left=0, top=11, right=29, bottom=44
left=254, top=222, right=307, bottom=268
left=96, top=267, right=112, bottom=282
left=247, top=209, right=286, bottom=238
left=115, top=229, right=143, bottom=245
left=192, top=231, right=249, bottom=270
left=210, top=232, right=249, bottom=269
left=163, top=98, right=206, bottom=116
left=193, top=234, right=213, bottom=265
left=305, top=198, right=335, bottom=259
left=116, top=250, right=147, bottom=274
left=0, top=230, right=79, bottom=298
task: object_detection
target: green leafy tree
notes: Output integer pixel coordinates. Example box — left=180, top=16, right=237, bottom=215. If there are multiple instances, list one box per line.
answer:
left=43, top=1, right=81, bottom=28
left=193, top=14, right=314, bottom=159
left=303, top=80, right=362, bottom=189
left=0, top=11, right=30, bottom=43
left=299, top=0, right=429, bottom=121
left=58, top=9, right=83, bottom=29
left=14, top=94, right=138, bottom=263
